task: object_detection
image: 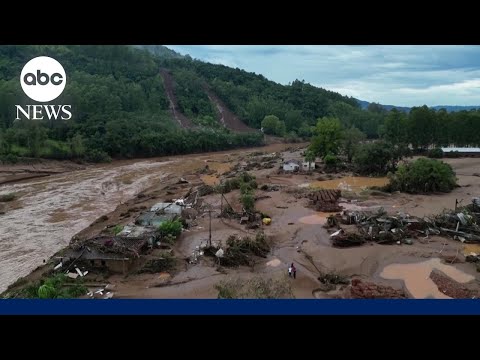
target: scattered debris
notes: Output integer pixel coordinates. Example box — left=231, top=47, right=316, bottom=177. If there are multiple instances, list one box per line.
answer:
left=54, top=262, right=63, bottom=270
left=205, top=232, right=269, bottom=267
left=75, top=268, right=84, bottom=277
left=307, top=189, right=342, bottom=212
left=262, top=218, right=272, bottom=226
left=318, top=273, right=350, bottom=285
left=67, top=273, right=79, bottom=279
left=177, top=177, right=189, bottom=184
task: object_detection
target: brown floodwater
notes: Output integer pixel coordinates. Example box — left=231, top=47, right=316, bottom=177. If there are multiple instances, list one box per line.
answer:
left=0, top=143, right=295, bottom=293
left=0, top=160, right=172, bottom=293
left=463, top=244, right=480, bottom=256
left=298, top=212, right=337, bottom=225
left=307, top=177, right=389, bottom=192
left=200, top=175, right=220, bottom=186
left=380, top=258, right=474, bottom=299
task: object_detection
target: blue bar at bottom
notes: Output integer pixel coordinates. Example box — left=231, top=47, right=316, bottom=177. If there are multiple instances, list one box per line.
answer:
left=0, top=299, right=479, bottom=315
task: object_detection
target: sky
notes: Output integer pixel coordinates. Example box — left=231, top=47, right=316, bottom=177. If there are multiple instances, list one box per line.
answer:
left=167, top=45, right=480, bottom=107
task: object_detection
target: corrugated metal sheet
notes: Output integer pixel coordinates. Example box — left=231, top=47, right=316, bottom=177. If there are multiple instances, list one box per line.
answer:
left=150, top=202, right=183, bottom=214
left=441, top=147, right=480, bottom=153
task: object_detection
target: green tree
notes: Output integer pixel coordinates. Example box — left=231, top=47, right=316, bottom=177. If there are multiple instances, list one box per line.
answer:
left=342, top=126, right=366, bottom=162
left=261, top=115, right=279, bottom=135
left=240, top=191, right=255, bottom=213
left=284, top=110, right=304, bottom=132
left=382, top=109, right=408, bottom=145
left=388, top=158, right=457, bottom=193
left=28, top=124, right=48, bottom=158
left=275, top=120, right=286, bottom=137
left=70, top=134, right=85, bottom=158
left=354, top=141, right=405, bottom=175
left=158, top=219, right=183, bottom=239
left=298, top=122, right=312, bottom=138
left=408, top=106, right=436, bottom=149
left=308, top=117, right=343, bottom=158
left=304, top=149, right=316, bottom=171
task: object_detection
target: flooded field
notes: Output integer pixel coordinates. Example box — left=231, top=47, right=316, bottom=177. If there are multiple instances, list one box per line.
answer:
left=307, top=176, right=389, bottom=192
left=298, top=213, right=336, bottom=225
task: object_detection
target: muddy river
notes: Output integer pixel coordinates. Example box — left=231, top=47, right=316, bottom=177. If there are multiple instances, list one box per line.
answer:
left=0, top=160, right=172, bottom=293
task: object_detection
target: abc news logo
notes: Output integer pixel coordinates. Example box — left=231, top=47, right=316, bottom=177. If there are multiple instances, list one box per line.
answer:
left=16, top=56, right=72, bottom=121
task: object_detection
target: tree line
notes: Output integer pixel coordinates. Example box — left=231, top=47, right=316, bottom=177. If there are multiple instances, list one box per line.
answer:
left=1, top=45, right=478, bottom=164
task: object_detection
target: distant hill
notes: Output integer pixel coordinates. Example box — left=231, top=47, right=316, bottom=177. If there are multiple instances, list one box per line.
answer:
left=133, top=45, right=185, bottom=59
left=356, top=99, right=410, bottom=113
left=357, top=99, right=480, bottom=113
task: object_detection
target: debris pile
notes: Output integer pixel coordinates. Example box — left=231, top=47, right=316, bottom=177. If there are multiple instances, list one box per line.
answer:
left=260, top=184, right=281, bottom=192
left=73, top=236, right=149, bottom=258
left=432, top=207, right=480, bottom=243
left=429, top=270, right=478, bottom=298
left=205, top=232, right=270, bottom=267
left=307, top=189, right=342, bottom=212
left=86, top=284, right=115, bottom=299
left=327, top=209, right=422, bottom=247
left=350, top=278, right=406, bottom=298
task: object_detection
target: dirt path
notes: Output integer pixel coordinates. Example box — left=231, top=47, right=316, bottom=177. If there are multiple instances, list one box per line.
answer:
left=159, top=69, right=194, bottom=128
left=202, top=84, right=257, bottom=133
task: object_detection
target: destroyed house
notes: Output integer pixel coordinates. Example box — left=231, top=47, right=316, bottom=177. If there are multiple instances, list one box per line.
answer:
left=283, top=160, right=300, bottom=171
left=64, top=236, right=150, bottom=274
left=136, top=212, right=176, bottom=227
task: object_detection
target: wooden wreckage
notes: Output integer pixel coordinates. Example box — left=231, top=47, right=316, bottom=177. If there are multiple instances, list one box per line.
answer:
left=326, top=200, right=480, bottom=257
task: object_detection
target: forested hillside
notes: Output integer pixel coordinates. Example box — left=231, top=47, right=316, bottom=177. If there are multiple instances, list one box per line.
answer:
left=1, top=45, right=480, bottom=163
left=0, top=45, right=262, bottom=162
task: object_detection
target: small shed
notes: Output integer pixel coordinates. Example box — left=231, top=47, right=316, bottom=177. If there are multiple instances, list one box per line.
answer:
left=302, top=161, right=316, bottom=171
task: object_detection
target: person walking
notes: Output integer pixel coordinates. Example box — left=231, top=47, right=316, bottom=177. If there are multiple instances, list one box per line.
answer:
left=292, top=264, right=297, bottom=279
left=288, top=264, right=292, bottom=277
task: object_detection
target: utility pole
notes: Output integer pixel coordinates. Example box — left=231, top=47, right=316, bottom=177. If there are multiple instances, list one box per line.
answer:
left=208, top=209, right=212, bottom=247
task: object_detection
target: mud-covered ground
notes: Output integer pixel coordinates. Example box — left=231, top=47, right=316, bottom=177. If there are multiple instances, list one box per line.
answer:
left=2, top=146, right=480, bottom=298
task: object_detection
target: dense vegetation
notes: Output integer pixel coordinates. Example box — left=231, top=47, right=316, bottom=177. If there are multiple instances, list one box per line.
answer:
left=158, top=219, right=183, bottom=243
left=3, top=273, right=87, bottom=299
left=388, top=158, right=457, bottom=193
left=171, top=68, right=219, bottom=127
left=381, top=107, right=480, bottom=149
left=2, top=45, right=480, bottom=164
left=0, top=45, right=262, bottom=162
left=354, top=141, right=408, bottom=175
